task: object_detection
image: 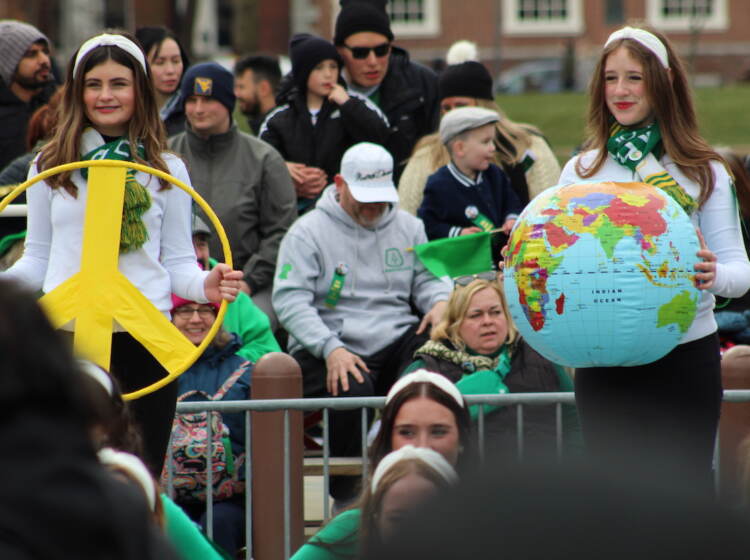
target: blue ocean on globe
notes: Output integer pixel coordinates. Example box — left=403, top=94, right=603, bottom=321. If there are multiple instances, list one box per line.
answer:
left=503, top=181, right=701, bottom=368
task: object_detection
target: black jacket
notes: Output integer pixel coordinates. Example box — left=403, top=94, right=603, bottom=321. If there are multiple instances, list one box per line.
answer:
left=260, top=87, right=389, bottom=186
left=0, top=81, right=56, bottom=172
left=375, top=46, right=439, bottom=178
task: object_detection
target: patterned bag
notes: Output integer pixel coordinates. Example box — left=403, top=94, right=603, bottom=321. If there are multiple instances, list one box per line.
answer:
left=162, top=367, right=247, bottom=503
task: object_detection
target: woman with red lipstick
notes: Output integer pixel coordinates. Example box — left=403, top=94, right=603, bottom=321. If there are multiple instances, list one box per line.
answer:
left=559, top=26, right=750, bottom=490
left=403, top=276, right=574, bottom=458
left=2, top=30, right=243, bottom=477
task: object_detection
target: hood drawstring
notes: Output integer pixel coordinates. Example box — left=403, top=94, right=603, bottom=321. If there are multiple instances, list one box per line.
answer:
left=375, top=227, right=391, bottom=293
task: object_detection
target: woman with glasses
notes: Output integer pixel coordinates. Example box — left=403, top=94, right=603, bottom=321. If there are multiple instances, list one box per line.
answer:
left=169, top=294, right=251, bottom=557
left=403, top=275, right=575, bottom=459
left=398, top=59, right=560, bottom=215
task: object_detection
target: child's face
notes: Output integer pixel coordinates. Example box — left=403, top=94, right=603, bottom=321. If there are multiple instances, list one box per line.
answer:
left=307, top=59, right=339, bottom=98
left=455, top=123, right=496, bottom=173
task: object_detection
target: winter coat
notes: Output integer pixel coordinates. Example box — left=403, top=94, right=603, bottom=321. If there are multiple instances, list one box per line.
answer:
left=169, top=124, right=297, bottom=293
left=0, top=81, right=56, bottom=171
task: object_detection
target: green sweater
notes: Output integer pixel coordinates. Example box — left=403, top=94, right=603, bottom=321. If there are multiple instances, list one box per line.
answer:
left=161, top=494, right=228, bottom=560
left=290, top=509, right=360, bottom=560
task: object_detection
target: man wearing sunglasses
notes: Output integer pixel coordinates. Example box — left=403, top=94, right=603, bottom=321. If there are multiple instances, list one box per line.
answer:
left=333, top=0, right=440, bottom=181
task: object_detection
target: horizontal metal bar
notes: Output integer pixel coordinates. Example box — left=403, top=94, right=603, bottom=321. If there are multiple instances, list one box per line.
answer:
left=176, top=390, right=750, bottom=413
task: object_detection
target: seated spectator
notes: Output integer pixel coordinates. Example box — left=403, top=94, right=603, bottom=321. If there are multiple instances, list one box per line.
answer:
left=0, top=87, right=62, bottom=268
left=403, top=275, right=577, bottom=459
left=0, top=279, right=176, bottom=559
left=135, top=26, right=190, bottom=137
left=234, top=53, right=282, bottom=135
left=168, top=294, right=252, bottom=557
left=418, top=107, right=522, bottom=240
left=170, top=62, right=297, bottom=331
left=291, top=370, right=470, bottom=560
left=191, top=214, right=280, bottom=362
left=399, top=60, right=560, bottom=214
left=261, top=33, right=389, bottom=214
left=273, top=142, right=451, bottom=504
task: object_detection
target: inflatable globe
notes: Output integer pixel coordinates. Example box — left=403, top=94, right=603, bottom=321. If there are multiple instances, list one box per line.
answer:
left=503, top=181, right=701, bottom=368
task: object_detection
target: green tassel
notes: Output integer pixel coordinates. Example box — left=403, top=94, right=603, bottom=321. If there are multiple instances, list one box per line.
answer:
left=120, top=173, right=151, bottom=253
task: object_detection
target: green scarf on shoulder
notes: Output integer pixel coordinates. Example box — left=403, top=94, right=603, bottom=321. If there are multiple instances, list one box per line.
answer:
left=80, top=128, right=152, bottom=253
left=607, top=120, right=697, bottom=215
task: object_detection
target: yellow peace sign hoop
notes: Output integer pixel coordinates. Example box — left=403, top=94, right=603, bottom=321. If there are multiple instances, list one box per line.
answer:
left=0, top=159, right=233, bottom=401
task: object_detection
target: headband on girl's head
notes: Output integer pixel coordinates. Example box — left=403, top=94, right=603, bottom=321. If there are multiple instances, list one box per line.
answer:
left=78, top=359, right=114, bottom=396
left=73, top=33, right=148, bottom=77
left=371, top=445, right=458, bottom=492
left=98, top=447, right=157, bottom=511
left=385, top=369, right=465, bottom=408
left=604, top=26, right=669, bottom=69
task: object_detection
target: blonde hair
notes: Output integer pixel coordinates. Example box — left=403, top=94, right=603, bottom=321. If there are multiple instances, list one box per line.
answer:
left=577, top=25, right=721, bottom=206
left=431, top=279, right=517, bottom=350
left=38, top=30, right=169, bottom=196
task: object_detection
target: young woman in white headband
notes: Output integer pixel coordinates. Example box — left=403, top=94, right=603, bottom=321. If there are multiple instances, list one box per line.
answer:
left=2, top=30, right=243, bottom=475
left=558, top=26, right=750, bottom=488
left=290, top=370, right=470, bottom=560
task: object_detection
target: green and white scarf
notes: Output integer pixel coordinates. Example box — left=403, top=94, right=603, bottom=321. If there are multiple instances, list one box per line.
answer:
left=80, top=128, right=152, bottom=253
left=607, top=121, right=697, bottom=215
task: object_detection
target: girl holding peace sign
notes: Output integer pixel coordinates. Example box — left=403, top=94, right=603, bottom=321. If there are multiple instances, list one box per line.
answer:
left=4, top=31, right=242, bottom=474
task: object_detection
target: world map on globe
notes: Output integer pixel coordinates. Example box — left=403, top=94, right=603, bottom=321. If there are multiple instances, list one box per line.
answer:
left=503, top=181, right=701, bottom=368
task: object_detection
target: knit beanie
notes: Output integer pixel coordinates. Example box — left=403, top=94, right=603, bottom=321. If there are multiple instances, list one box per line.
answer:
left=290, top=34, right=342, bottom=91
left=180, top=62, right=236, bottom=115
left=334, top=1, right=394, bottom=45
left=170, top=293, right=219, bottom=315
left=0, top=20, right=49, bottom=86
left=439, top=61, right=494, bottom=101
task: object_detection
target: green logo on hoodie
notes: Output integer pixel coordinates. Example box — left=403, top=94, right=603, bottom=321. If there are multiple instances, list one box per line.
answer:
left=385, top=248, right=408, bottom=272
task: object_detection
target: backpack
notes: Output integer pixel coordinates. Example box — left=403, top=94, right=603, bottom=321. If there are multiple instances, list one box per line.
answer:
left=162, top=366, right=247, bottom=503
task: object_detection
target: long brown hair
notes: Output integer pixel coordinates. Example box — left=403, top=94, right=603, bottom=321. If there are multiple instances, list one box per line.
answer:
left=577, top=25, right=721, bottom=206
left=38, top=30, right=168, bottom=195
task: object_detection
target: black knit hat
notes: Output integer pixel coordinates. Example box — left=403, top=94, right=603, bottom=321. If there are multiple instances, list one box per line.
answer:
left=181, top=62, right=236, bottom=115
left=334, top=1, right=394, bottom=45
left=290, top=34, right=343, bottom=91
left=438, top=61, right=494, bottom=101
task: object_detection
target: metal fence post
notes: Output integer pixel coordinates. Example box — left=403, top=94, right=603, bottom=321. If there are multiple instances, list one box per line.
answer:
left=251, top=352, right=304, bottom=559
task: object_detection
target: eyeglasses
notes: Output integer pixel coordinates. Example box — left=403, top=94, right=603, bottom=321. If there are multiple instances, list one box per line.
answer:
left=173, top=305, right=216, bottom=319
left=342, top=42, right=391, bottom=59
left=453, top=271, right=498, bottom=287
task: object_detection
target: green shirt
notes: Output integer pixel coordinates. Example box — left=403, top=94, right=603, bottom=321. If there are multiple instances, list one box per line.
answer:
left=161, top=494, right=228, bottom=560
left=291, top=509, right=360, bottom=560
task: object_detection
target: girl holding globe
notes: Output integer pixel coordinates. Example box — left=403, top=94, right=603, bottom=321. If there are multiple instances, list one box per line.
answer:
left=2, top=31, right=243, bottom=475
left=558, top=25, right=750, bottom=489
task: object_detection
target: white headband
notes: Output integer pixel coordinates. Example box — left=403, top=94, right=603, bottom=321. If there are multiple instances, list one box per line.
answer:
left=386, top=369, right=464, bottom=408
left=73, top=33, right=147, bottom=77
left=371, top=445, right=457, bottom=493
left=98, top=447, right=157, bottom=511
left=78, top=359, right=113, bottom=396
left=604, top=26, right=669, bottom=69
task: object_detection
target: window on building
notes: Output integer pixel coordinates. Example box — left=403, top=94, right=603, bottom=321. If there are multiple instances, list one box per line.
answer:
left=502, top=0, right=583, bottom=35
left=605, top=0, right=624, bottom=24
left=645, top=0, right=727, bottom=31
left=387, top=0, right=441, bottom=37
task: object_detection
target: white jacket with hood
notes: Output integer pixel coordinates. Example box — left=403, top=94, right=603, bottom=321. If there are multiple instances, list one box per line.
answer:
left=272, top=185, right=451, bottom=359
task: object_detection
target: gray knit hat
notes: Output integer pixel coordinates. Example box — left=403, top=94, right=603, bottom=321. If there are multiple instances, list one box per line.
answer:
left=0, top=20, right=49, bottom=86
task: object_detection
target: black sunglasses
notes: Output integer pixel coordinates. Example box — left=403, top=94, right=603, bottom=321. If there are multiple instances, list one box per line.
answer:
left=343, top=42, right=391, bottom=59
left=453, top=271, right=498, bottom=287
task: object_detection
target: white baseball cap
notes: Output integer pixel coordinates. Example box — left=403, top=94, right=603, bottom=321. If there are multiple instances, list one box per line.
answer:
left=339, top=142, right=398, bottom=203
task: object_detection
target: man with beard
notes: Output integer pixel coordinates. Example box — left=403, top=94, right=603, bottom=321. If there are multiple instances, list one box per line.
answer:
left=233, top=54, right=281, bottom=135
left=272, top=142, right=449, bottom=505
left=0, top=20, right=56, bottom=171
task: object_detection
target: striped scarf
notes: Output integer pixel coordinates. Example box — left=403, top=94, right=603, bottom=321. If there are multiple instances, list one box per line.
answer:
left=607, top=121, right=697, bottom=215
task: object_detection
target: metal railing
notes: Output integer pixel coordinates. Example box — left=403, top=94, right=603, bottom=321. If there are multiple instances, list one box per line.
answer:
left=166, top=390, right=750, bottom=559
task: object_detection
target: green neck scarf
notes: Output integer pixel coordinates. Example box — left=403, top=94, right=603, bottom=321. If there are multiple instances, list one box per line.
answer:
left=607, top=120, right=697, bottom=215
left=80, top=129, right=152, bottom=253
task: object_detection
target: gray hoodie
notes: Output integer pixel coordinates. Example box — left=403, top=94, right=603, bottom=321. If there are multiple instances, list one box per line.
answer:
left=272, top=185, right=451, bottom=359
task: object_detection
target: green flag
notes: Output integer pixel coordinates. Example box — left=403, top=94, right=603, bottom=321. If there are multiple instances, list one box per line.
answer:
left=413, top=231, right=494, bottom=278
